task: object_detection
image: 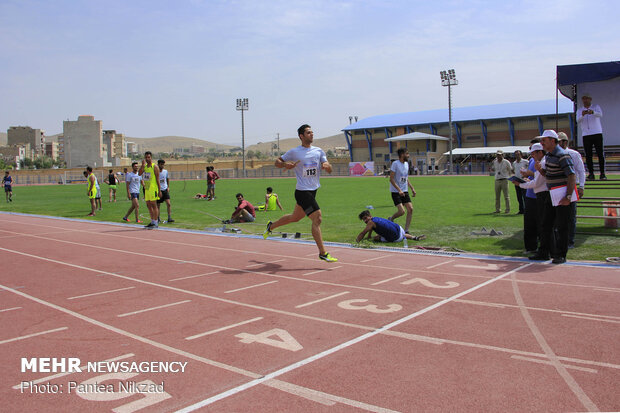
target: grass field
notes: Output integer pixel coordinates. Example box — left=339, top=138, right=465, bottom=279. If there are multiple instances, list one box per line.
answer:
left=1, top=175, right=618, bottom=261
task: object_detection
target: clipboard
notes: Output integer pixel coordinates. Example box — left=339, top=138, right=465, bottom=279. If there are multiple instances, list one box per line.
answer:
left=508, top=176, right=526, bottom=184
left=549, top=184, right=579, bottom=206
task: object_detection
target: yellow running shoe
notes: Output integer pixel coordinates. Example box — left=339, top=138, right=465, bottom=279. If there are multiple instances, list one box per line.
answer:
left=263, top=221, right=272, bottom=239
left=319, top=252, right=338, bottom=262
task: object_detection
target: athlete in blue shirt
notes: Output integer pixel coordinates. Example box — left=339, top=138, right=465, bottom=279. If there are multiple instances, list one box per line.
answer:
left=356, top=210, right=425, bottom=243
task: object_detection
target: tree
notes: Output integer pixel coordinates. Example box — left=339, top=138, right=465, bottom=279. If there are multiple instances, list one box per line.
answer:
left=326, top=149, right=334, bottom=158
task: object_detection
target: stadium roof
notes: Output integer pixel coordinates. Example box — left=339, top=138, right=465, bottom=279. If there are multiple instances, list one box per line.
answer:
left=385, top=132, right=449, bottom=142
left=342, top=99, right=573, bottom=132
left=443, top=146, right=531, bottom=156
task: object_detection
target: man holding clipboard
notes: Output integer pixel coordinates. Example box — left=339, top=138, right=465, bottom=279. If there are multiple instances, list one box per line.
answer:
left=533, top=130, right=576, bottom=264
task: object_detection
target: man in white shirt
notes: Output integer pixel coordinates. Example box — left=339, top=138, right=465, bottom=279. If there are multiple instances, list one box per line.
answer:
left=512, top=143, right=549, bottom=258
left=263, top=124, right=337, bottom=262
left=388, top=148, right=416, bottom=233
left=512, top=150, right=529, bottom=214
left=576, top=93, right=606, bottom=180
left=122, top=162, right=143, bottom=223
left=558, top=132, right=585, bottom=249
left=491, top=150, right=513, bottom=213
left=157, top=159, right=174, bottom=223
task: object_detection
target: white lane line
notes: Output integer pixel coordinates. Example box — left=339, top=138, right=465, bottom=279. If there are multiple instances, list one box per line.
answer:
left=561, top=314, right=620, bottom=324
left=305, top=252, right=317, bottom=257
left=185, top=317, right=264, bottom=341
left=117, top=300, right=191, bottom=318
left=67, top=286, right=135, bottom=300
left=266, top=379, right=401, bottom=412
left=224, top=281, right=278, bottom=294
left=245, top=259, right=286, bottom=268
left=371, top=273, right=410, bottom=286
left=295, top=292, right=350, bottom=309
left=0, top=283, right=259, bottom=379
left=303, top=266, right=342, bottom=276
left=0, top=327, right=68, bottom=345
left=593, top=287, right=620, bottom=293
left=169, top=271, right=220, bottom=282
left=426, top=260, right=454, bottom=269
left=0, top=306, right=22, bottom=313
left=511, top=273, right=598, bottom=411
left=510, top=355, right=598, bottom=373
left=176, top=263, right=534, bottom=412
left=360, top=254, right=391, bottom=263
left=12, top=353, right=135, bottom=389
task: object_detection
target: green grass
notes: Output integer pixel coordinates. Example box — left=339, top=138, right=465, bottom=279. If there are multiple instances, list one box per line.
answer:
left=1, top=175, right=618, bottom=261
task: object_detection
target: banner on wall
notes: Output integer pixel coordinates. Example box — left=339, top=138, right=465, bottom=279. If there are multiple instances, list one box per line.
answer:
left=349, top=162, right=375, bottom=176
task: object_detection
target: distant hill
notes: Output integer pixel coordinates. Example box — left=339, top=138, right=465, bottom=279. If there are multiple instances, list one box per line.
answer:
left=246, top=133, right=347, bottom=154
left=125, top=136, right=235, bottom=154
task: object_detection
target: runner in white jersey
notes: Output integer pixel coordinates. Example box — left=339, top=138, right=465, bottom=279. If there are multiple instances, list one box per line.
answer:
left=156, top=159, right=174, bottom=223
left=388, top=148, right=416, bottom=233
left=263, top=124, right=337, bottom=262
left=122, top=161, right=143, bottom=223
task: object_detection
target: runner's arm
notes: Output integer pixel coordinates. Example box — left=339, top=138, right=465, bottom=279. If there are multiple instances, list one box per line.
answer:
left=356, top=221, right=375, bottom=243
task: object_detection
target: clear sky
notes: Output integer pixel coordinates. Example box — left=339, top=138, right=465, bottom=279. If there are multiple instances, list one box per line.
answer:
left=1, top=0, right=618, bottom=145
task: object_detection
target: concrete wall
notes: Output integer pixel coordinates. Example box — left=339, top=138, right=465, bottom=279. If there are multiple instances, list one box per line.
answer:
left=63, top=116, right=105, bottom=168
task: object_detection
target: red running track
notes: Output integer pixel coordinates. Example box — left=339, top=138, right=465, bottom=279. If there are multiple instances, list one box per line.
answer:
left=0, top=213, right=619, bottom=412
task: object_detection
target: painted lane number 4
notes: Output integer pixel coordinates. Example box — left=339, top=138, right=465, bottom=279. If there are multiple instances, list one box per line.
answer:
left=236, top=328, right=303, bottom=352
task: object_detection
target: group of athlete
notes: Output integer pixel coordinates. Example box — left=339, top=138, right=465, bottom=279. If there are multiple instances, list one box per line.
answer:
left=262, top=124, right=424, bottom=263
left=84, top=152, right=174, bottom=228
left=82, top=124, right=423, bottom=259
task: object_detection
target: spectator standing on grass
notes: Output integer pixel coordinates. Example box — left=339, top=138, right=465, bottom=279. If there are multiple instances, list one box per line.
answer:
left=156, top=159, right=174, bottom=223
left=491, top=150, right=513, bottom=214
left=388, top=148, right=416, bottom=234
left=206, top=166, right=220, bottom=200
left=577, top=93, right=606, bottom=180
left=558, top=132, right=585, bottom=249
left=139, top=151, right=162, bottom=229
left=513, top=143, right=549, bottom=256
left=531, top=130, right=576, bottom=265
left=512, top=150, right=528, bottom=214
left=84, top=167, right=98, bottom=216
left=263, top=124, right=338, bottom=262
left=104, top=169, right=118, bottom=202
left=520, top=137, right=543, bottom=253
left=122, top=162, right=142, bottom=223
left=3, top=171, right=13, bottom=202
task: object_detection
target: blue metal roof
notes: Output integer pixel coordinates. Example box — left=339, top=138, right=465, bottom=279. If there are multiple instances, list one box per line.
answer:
left=342, top=99, right=573, bottom=131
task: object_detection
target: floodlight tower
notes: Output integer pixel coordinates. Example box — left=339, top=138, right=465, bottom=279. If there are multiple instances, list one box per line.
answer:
left=236, top=98, right=249, bottom=177
left=440, top=69, right=458, bottom=174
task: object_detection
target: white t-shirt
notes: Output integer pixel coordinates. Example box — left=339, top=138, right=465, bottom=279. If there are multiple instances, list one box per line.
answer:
left=389, top=160, right=409, bottom=193
left=126, top=172, right=141, bottom=194
left=281, top=145, right=327, bottom=191
left=159, top=169, right=169, bottom=191
left=512, top=159, right=529, bottom=179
